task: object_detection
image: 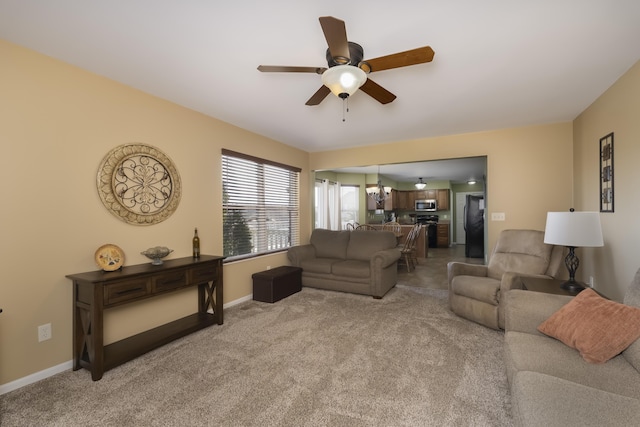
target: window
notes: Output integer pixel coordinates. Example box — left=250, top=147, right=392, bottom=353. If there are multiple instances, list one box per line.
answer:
left=340, top=185, right=359, bottom=229
left=314, top=181, right=359, bottom=230
left=222, top=149, right=300, bottom=260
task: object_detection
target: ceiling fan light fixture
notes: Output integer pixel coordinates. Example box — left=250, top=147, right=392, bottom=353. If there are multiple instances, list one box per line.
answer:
left=415, top=178, right=427, bottom=190
left=321, top=65, right=367, bottom=99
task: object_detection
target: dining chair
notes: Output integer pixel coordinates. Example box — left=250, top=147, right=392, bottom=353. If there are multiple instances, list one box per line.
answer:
left=382, top=221, right=401, bottom=233
left=398, top=224, right=421, bottom=272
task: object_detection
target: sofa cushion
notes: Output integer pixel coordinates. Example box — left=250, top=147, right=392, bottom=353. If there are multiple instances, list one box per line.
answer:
left=300, top=258, right=337, bottom=274
left=331, top=260, right=370, bottom=278
left=310, top=229, right=350, bottom=260
left=511, top=371, right=640, bottom=427
left=538, top=288, right=640, bottom=364
left=451, top=276, right=500, bottom=305
left=346, top=230, right=397, bottom=261
left=504, top=331, right=640, bottom=399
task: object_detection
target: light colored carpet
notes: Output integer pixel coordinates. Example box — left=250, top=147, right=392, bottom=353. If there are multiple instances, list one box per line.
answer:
left=0, top=283, right=513, bottom=426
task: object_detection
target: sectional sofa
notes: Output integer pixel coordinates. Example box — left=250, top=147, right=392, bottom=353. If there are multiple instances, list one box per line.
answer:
left=503, top=270, right=640, bottom=426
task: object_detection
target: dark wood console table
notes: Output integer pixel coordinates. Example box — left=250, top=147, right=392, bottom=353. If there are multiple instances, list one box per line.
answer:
left=66, top=255, right=224, bottom=381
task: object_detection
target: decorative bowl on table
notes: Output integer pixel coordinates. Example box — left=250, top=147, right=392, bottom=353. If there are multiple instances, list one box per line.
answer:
left=141, top=246, right=173, bottom=265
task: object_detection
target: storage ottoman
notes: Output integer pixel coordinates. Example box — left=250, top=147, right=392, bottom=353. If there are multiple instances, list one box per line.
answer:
left=252, top=266, right=302, bottom=303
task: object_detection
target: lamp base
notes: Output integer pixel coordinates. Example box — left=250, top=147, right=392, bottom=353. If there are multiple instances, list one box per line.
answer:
left=560, top=280, right=585, bottom=293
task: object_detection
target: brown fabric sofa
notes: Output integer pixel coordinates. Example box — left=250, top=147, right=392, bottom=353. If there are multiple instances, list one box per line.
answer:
left=503, top=269, right=640, bottom=426
left=287, top=228, right=401, bottom=298
left=448, top=229, right=564, bottom=329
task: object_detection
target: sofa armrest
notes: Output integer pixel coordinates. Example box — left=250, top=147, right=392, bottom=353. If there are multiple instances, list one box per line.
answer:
left=447, top=262, right=488, bottom=288
left=500, top=272, right=554, bottom=293
left=287, top=244, right=315, bottom=267
left=504, top=289, right=573, bottom=335
left=371, top=248, right=402, bottom=269
left=498, top=273, right=557, bottom=329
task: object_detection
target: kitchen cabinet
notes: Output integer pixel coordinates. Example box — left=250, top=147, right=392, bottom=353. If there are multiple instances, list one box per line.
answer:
left=407, top=191, right=416, bottom=208
left=437, top=223, right=450, bottom=248
left=395, top=191, right=413, bottom=210
left=384, top=192, right=396, bottom=211
left=437, top=189, right=450, bottom=211
left=375, top=189, right=449, bottom=212
left=415, top=190, right=437, bottom=200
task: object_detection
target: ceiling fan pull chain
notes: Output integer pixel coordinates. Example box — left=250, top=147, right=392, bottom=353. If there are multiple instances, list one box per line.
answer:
left=342, top=97, right=352, bottom=122
left=342, top=98, right=346, bottom=122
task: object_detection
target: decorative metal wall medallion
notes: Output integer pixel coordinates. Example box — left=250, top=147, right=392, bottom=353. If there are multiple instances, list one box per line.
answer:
left=97, top=143, right=182, bottom=225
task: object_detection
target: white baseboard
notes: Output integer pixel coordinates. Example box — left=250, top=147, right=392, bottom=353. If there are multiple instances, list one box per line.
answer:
left=1, top=294, right=254, bottom=395
left=224, top=294, right=253, bottom=308
left=0, top=360, right=73, bottom=395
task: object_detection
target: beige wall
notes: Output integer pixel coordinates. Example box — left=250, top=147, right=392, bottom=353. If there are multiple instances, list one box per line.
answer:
left=0, top=40, right=310, bottom=385
left=310, top=123, right=575, bottom=255
left=573, top=60, right=640, bottom=301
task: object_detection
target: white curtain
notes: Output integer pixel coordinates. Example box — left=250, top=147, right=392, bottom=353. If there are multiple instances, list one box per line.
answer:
left=316, top=180, right=341, bottom=230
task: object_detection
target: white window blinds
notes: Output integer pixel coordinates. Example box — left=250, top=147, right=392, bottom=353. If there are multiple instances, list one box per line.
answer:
left=222, top=149, right=300, bottom=260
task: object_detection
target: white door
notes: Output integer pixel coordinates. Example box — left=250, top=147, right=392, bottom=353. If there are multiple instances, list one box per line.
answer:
left=456, top=192, right=484, bottom=244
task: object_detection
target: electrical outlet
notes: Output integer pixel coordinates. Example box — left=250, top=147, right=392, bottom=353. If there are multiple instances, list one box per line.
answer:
left=588, top=276, right=594, bottom=288
left=491, top=212, right=506, bottom=221
left=266, top=265, right=271, bottom=270
left=38, top=323, right=52, bottom=342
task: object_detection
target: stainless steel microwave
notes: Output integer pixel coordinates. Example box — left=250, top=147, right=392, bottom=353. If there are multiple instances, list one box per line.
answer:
left=415, top=199, right=437, bottom=212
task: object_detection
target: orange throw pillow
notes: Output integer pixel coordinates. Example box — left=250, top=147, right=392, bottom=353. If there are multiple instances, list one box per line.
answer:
left=538, top=288, right=640, bottom=363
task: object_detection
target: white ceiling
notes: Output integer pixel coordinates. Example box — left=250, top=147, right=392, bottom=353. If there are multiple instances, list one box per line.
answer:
left=1, top=0, right=639, bottom=159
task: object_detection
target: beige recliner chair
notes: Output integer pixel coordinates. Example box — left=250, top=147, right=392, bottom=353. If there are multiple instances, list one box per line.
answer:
left=447, top=229, right=564, bottom=329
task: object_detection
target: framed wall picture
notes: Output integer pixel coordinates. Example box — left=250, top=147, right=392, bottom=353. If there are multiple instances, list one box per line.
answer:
left=599, top=132, right=614, bottom=212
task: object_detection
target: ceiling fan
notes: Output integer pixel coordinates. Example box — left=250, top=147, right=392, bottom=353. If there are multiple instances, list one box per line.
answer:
left=257, top=16, right=435, bottom=106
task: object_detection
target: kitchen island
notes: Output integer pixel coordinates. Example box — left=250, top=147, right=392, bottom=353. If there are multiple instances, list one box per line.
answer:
left=368, top=224, right=428, bottom=259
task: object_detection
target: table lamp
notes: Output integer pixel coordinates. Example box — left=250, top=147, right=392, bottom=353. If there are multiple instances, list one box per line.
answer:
left=543, top=209, right=604, bottom=292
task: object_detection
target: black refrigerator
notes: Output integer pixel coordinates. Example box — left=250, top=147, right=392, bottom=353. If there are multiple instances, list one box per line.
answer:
left=464, top=194, right=484, bottom=258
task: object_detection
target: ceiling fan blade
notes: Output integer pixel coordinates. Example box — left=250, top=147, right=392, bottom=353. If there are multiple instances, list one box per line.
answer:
left=258, top=65, right=326, bottom=74
left=319, top=16, right=350, bottom=63
left=305, top=86, right=331, bottom=106
left=359, top=79, right=397, bottom=104
left=363, top=46, right=435, bottom=73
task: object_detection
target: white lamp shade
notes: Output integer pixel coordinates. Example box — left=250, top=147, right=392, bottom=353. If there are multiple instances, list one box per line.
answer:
left=544, top=211, right=604, bottom=247
left=321, top=65, right=367, bottom=98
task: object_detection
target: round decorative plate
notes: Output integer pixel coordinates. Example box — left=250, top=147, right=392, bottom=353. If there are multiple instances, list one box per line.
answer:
left=95, top=244, right=125, bottom=271
left=96, top=143, right=182, bottom=225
